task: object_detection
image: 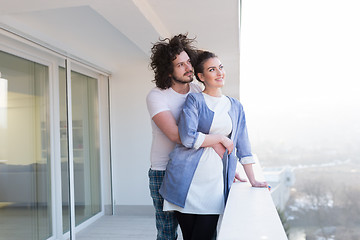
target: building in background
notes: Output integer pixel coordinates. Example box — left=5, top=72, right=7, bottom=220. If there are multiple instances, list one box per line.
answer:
left=264, top=167, right=295, bottom=211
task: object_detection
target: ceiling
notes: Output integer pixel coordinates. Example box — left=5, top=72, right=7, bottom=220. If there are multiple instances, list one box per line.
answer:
left=0, top=0, right=241, bottom=96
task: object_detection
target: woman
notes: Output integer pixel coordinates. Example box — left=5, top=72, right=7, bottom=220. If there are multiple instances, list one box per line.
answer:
left=159, top=51, right=268, bottom=240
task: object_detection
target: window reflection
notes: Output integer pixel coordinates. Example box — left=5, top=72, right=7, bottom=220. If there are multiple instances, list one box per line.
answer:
left=0, top=50, right=51, bottom=240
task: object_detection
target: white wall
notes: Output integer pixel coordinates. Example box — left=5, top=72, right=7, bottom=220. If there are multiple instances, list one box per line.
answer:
left=110, top=50, right=155, bottom=207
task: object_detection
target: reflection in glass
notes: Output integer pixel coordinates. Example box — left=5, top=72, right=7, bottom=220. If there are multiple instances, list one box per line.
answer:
left=59, top=67, right=101, bottom=231
left=0, top=50, right=51, bottom=240
left=71, top=71, right=101, bottom=226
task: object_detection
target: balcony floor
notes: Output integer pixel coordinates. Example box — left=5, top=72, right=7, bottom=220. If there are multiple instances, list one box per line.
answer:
left=77, top=214, right=183, bottom=240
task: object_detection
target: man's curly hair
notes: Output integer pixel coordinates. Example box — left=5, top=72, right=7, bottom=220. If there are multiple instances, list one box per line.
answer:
left=150, top=33, right=197, bottom=89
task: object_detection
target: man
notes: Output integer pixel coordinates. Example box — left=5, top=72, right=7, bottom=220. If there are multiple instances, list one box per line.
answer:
left=146, top=33, right=202, bottom=240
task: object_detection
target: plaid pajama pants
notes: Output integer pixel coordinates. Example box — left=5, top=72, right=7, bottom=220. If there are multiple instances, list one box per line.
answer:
left=149, top=169, right=178, bottom=240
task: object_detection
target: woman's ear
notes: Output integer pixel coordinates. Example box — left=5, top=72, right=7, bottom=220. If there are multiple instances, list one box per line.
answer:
left=197, top=73, right=205, bottom=83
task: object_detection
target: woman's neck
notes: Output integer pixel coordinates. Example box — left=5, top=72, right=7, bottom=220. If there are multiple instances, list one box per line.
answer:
left=203, top=88, right=222, bottom=97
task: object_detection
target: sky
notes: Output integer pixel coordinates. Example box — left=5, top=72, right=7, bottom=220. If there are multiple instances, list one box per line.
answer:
left=239, top=0, right=360, bottom=153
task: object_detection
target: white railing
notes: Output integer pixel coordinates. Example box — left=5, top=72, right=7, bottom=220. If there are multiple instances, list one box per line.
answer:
left=217, top=159, right=289, bottom=240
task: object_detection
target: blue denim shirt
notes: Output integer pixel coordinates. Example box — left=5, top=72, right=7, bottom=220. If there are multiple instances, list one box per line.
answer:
left=159, top=92, right=255, bottom=208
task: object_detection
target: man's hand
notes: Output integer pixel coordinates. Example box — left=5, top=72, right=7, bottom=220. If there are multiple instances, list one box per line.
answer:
left=212, top=143, right=226, bottom=158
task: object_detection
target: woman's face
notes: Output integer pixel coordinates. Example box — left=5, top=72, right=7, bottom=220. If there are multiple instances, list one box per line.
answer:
left=198, top=57, right=226, bottom=90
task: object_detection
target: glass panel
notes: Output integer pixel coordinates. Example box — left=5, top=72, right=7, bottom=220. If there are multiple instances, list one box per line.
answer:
left=71, top=70, right=101, bottom=226
left=59, top=67, right=70, bottom=233
left=0, top=50, right=52, bottom=240
left=59, top=67, right=101, bottom=235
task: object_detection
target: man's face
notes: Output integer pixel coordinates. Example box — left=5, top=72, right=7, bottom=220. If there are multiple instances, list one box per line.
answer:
left=170, top=51, right=194, bottom=84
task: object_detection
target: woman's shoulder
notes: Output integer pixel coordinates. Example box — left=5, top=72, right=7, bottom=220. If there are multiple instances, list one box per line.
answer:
left=187, top=92, right=204, bottom=101
left=188, top=91, right=202, bottom=96
left=226, top=96, right=242, bottom=104
left=185, top=92, right=206, bottom=108
left=226, top=96, right=244, bottom=110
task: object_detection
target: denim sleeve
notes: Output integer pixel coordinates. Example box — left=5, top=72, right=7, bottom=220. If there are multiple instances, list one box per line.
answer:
left=235, top=104, right=255, bottom=164
left=178, top=94, right=200, bottom=148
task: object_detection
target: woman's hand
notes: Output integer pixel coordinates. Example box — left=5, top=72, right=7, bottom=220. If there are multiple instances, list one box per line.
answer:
left=250, top=180, right=268, bottom=188
left=242, top=164, right=269, bottom=190
left=234, top=172, right=247, bottom=183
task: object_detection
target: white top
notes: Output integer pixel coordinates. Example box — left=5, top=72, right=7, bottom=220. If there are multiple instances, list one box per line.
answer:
left=164, top=93, right=232, bottom=214
left=146, top=82, right=202, bottom=170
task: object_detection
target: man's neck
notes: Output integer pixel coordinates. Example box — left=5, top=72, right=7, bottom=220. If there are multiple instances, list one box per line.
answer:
left=171, top=82, right=190, bottom=94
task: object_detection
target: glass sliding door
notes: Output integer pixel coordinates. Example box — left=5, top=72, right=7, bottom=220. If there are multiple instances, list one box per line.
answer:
left=59, top=67, right=70, bottom=233
left=0, top=51, right=52, bottom=240
left=1, top=32, right=107, bottom=239
left=71, top=70, right=101, bottom=225
left=59, top=66, right=101, bottom=231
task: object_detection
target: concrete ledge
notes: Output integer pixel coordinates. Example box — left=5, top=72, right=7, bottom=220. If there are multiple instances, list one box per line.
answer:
left=218, top=160, right=288, bottom=240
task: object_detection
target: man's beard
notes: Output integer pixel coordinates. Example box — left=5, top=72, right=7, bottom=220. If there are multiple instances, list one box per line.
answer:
left=172, top=72, right=194, bottom=84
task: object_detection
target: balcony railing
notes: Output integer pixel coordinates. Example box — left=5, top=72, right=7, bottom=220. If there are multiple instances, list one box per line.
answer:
left=217, top=158, right=289, bottom=240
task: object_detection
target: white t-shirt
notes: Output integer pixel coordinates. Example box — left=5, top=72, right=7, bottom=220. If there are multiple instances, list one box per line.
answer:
left=146, top=82, right=202, bottom=170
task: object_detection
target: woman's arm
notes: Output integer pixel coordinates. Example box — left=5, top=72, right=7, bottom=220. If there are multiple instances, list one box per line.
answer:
left=201, top=134, right=234, bottom=154
left=242, top=164, right=268, bottom=188
left=178, top=94, right=234, bottom=156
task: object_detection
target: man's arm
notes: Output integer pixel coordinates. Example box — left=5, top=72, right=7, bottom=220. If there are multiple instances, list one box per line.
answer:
left=152, top=111, right=181, bottom=144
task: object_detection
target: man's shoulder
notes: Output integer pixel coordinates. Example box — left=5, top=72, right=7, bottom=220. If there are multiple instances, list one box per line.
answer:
left=146, top=87, right=173, bottom=117
left=189, top=82, right=203, bottom=93
left=147, top=86, right=168, bottom=95
left=147, top=87, right=171, bottom=100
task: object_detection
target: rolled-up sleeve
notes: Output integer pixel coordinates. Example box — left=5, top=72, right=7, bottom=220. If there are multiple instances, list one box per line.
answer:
left=236, top=104, right=255, bottom=164
left=193, top=132, right=205, bottom=149
left=239, top=156, right=255, bottom=164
